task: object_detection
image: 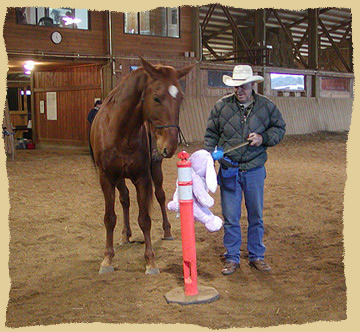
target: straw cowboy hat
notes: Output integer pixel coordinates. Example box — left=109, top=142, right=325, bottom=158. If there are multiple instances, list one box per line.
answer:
left=223, top=65, right=264, bottom=87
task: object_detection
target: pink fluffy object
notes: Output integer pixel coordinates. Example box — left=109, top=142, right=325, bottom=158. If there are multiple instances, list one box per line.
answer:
left=167, top=149, right=223, bottom=232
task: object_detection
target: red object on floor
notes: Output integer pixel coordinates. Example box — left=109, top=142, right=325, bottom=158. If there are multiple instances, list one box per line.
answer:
left=177, top=151, right=198, bottom=297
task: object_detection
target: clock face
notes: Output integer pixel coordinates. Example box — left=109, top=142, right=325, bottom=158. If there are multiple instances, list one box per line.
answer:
left=51, top=31, right=62, bottom=44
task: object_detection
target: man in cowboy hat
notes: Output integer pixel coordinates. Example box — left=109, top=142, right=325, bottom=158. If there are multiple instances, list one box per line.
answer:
left=204, top=65, right=286, bottom=275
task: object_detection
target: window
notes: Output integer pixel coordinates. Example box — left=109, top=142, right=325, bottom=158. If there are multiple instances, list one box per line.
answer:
left=270, top=73, right=305, bottom=91
left=7, top=86, right=31, bottom=112
left=7, top=88, right=19, bottom=111
left=16, top=7, right=89, bottom=30
left=321, top=77, right=350, bottom=91
left=124, top=7, right=179, bottom=38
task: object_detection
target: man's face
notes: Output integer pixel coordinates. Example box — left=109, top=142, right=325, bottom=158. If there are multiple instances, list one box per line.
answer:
left=234, top=82, right=253, bottom=103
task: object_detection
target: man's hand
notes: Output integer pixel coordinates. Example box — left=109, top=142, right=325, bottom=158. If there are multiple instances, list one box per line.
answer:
left=248, top=133, right=263, bottom=147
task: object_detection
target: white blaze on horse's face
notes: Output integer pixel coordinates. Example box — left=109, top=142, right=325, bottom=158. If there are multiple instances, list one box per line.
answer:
left=168, top=85, right=179, bottom=99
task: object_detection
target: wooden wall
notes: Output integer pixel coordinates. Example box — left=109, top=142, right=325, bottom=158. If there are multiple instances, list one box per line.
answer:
left=4, top=9, right=108, bottom=56
left=273, top=97, right=353, bottom=135
left=111, top=7, right=193, bottom=58
left=4, top=6, right=196, bottom=146
left=33, top=64, right=102, bottom=146
left=4, top=7, right=193, bottom=60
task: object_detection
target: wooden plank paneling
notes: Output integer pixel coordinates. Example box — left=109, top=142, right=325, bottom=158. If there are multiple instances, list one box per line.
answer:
left=4, top=9, right=108, bottom=56
left=272, top=97, right=353, bottom=135
left=111, top=7, right=193, bottom=57
left=34, top=64, right=102, bottom=89
left=4, top=7, right=193, bottom=60
left=34, top=64, right=102, bottom=145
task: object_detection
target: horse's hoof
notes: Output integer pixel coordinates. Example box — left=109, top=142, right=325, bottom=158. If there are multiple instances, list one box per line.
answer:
left=162, top=236, right=175, bottom=241
left=145, top=266, right=160, bottom=275
left=98, top=265, right=114, bottom=274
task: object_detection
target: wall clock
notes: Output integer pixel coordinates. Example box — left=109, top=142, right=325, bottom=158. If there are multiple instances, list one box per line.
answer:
left=51, top=31, right=62, bottom=44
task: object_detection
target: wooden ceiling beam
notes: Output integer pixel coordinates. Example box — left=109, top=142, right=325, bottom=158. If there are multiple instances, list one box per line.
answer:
left=287, top=8, right=332, bottom=28
left=340, top=23, right=352, bottom=43
left=203, top=24, right=232, bottom=43
left=296, top=27, right=309, bottom=50
left=202, top=39, right=222, bottom=60
left=318, top=16, right=352, bottom=72
left=272, top=9, right=308, bottom=68
left=319, top=20, right=351, bottom=40
left=204, top=9, right=256, bottom=44
left=308, top=9, right=319, bottom=70
left=220, top=5, right=255, bottom=61
left=201, top=4, right=216, bottom=34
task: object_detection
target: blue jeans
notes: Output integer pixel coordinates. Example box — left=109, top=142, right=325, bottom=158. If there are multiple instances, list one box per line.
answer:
left=218, top=165, right=266, bottom=264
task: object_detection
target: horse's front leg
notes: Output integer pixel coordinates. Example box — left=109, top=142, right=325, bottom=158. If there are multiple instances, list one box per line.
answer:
left=151, top=158, right=174, bottom=240
left=99, top=171, right=117, bottom=274
left=135, top=177, right=160, bottom=275
left=116, top=179, right=132, bottom=244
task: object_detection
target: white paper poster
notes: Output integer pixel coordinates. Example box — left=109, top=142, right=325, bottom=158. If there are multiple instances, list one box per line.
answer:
left=40, top=100, right=45, bottom=114
left=46, top=92, right=57, bottom=120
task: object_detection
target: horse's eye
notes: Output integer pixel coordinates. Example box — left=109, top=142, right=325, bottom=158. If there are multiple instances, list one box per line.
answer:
left=154, top=97, right=161, bottom=104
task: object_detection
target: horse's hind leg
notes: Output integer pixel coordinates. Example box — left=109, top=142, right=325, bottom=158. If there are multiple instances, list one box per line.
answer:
left=151, top=158, right=174, bottom=240
left=116, top=179, right=132, bottom=244
left=135, top=177, right=160, bottom=275
left=99, top=171, right=117, bottom=274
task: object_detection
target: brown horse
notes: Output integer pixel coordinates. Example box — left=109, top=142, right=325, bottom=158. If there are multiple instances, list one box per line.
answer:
left=90, top=56, right=194, bottom=275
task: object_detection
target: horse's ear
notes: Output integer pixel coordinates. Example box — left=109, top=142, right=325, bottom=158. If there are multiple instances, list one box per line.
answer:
left=177, top=63, right=196, bottom=79
left=139, top=55, right=159, bottom=79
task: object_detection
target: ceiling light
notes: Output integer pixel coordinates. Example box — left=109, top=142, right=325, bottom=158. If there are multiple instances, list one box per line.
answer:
left=24, top=60, right=35, bottom=71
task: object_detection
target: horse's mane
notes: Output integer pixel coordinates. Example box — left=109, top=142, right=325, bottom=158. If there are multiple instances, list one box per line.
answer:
left=102, top=68, right=147, bottom=111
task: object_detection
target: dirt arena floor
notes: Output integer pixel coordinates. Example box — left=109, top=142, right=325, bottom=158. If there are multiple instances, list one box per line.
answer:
left=5, top=131, right=347, bottom=328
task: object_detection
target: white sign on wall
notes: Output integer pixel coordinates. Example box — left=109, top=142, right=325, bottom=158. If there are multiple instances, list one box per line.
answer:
left=40, top=100, right=45, bottom=114
left=46, top=92, right=57, bottom=120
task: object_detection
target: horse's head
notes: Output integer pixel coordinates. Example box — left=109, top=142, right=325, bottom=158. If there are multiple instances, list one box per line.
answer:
left=140, top=56, right=195, bottom=158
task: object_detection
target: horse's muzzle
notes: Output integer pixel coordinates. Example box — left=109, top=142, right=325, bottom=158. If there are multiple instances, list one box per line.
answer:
left=155, top=127, right=178, bottom=158
left=161, top=147, right=174, bottom=158
left=161, top=148, right=169, bottom=158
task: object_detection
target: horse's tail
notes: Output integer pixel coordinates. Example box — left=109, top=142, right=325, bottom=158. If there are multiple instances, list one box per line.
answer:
left=88, top=129, right=96, bottom=167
